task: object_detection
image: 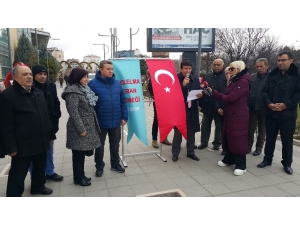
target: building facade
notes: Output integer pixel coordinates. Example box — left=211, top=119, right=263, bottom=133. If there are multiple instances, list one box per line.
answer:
left=83, top=54, right=101, bottom=72
left=0, top=29, right=10, bottom=79
left=48, top=47, right=64, bottom=62
left=0, top=28, right=51, bottom=79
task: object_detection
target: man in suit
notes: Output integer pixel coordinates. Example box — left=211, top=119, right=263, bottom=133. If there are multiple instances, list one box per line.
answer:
left=171, top=60, right=202, bottom=162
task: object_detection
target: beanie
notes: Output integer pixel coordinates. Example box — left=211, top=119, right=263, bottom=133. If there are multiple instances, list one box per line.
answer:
left=32, top=64, right=48, bottom=76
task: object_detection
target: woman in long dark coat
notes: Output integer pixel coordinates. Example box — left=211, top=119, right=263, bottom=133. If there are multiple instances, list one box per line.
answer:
left=208, top=61, right=250, bottom=176
left=62, top=68, right=101, bottom=186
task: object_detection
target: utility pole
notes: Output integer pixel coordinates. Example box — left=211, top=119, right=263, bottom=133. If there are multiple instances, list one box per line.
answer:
left=197, top=28, right=202, bottom=77
left=7, top=28, right=13, bottom=73
left=35, top=28, right=39, bottom=64
left=130, top=28, right=132, bottom=57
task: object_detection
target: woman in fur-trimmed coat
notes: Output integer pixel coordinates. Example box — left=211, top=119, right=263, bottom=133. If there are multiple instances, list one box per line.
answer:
left=62, top=68, right=101, bottom=186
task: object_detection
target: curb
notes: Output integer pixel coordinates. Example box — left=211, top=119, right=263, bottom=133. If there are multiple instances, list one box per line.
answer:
left=277, top=135, right=300, bottom=147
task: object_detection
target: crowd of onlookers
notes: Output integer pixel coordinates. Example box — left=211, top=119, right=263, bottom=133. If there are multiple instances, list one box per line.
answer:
left=0, top=51, right=300, bottom=197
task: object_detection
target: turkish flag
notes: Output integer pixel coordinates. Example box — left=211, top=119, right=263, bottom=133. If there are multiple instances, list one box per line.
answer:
left=146, top=59, right=187, bottom=141
left=4, top=62, right=29, bottom=87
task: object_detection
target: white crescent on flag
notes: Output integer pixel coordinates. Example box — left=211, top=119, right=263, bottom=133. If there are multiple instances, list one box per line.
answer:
left=154, top=69, right=175, bottom=85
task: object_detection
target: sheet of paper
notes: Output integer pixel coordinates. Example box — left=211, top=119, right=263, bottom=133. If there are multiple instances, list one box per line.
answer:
left=187, top=90, right=203, bottom=102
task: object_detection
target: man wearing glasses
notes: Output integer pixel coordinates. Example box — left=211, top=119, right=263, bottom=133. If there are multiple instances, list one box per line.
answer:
left=258, top=52, right=300, bottom=175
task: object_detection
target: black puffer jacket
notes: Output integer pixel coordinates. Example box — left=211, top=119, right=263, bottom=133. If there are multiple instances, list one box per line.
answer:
left=0, top=80, right=53, bottom=157
left=248, top=72, right=268, bottom=112
left=262, top=63, right=300, bottom=120
left=199, top=69, right=226, bottom=114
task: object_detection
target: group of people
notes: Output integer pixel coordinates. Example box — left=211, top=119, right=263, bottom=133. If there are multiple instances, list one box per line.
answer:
left=0, top=51, right=299, bottom=197
left=169, top=52, right=300, bottom=177
left=0, top=60, right=127, bottom=196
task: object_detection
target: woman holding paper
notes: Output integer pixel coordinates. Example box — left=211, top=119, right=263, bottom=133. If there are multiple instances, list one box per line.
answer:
left=207, top=61, right=250, bottom=176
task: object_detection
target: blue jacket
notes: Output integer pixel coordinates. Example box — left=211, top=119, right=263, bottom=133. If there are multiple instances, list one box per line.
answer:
left=88, top=70, right=128, bottom=129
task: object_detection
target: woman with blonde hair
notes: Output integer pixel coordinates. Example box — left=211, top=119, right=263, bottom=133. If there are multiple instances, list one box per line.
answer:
left=207, top=61, right=250, bottom=175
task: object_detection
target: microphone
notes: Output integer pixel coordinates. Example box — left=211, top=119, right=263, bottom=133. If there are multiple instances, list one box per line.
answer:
left=185, top=73, right=190, bottom=89
left=202, top=81, right=212, bottom=96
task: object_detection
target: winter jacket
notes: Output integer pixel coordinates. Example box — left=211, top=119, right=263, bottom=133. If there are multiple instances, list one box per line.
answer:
left=61, top=85, right=101, bottom=151
left=0, top=80, right=52, bottom=157
left=33, top=79, right=61, bottom=139
left=248, top=72, right=268, bottom=112
left=198, top=70, right=226, bottom=115
left=212, top=68, right=250, bottom=155
left=88, top=70, right=128, bottom=129
left=177, top=72, right=201, bottom=133
left=262, top=63, right=300, bottom=120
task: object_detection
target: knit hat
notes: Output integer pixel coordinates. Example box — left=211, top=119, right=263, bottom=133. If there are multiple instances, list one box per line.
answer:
left=32, top=64, right=48, bottom=76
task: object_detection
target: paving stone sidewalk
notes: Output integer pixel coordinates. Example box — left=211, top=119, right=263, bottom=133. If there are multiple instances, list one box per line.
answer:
left=1, top=83, right=300, bottom=197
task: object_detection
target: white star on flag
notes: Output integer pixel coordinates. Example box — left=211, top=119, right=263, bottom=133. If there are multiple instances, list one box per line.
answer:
left=164, top=86, right=171, bottom=92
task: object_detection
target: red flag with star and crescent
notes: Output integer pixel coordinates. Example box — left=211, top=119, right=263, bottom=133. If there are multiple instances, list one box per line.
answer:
left=146, top=59, right=187, bottom=141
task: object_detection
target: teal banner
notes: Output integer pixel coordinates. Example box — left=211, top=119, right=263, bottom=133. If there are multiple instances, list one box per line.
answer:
left=112, top=59, right=148, bottom=146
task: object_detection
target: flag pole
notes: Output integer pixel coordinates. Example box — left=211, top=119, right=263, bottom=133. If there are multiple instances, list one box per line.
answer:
left=120, top=126, right=127, bottom=167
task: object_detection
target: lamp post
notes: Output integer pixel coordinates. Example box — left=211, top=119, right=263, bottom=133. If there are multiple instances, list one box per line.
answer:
left=130, top=28, right=139, bottom=57
left=98, top=33, right=120, bottom=58
left=93, top=44, right=109, bottom=60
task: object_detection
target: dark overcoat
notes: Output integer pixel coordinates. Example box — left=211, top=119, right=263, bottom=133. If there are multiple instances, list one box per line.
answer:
left=262, top=63, right=300, bottom=120
left=0, top=80, right=52, bottom=157
left=177, top=72, right=201, bottom=133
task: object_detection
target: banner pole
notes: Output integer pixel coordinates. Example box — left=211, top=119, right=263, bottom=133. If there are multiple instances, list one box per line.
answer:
left=120, top=126, right=127, bottom=167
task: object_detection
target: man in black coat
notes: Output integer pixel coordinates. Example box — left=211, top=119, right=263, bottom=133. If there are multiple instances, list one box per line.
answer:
left=198, top=59, right=226, bottom=151
left=258, top=52, right=300, bottom=175
left=31, top=64, right=63, bottom=182
left=171, top=60, right=202, bottom=162
left=247, top=58, right=269, bottom=156
left=0, top=65, right=54, bottom=196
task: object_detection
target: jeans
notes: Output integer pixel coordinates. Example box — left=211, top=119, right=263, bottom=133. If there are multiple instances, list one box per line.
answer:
left=29, top=142, right=55, bottom=176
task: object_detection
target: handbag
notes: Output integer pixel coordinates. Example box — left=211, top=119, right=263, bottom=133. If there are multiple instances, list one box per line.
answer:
left=85, top=150, right=94, bottom=157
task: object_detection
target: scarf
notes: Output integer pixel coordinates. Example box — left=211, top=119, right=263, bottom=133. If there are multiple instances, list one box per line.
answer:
left=78, top=84, right=98, bottom=106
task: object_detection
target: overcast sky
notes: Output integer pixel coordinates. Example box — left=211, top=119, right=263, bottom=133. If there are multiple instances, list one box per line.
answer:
left=45, top=28, right=300, bottom=61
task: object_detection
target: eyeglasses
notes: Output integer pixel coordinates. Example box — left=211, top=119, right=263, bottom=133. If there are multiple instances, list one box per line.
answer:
left=228, top=67, right=236, bottom=71
left=277, top=59, right=290, bottom=63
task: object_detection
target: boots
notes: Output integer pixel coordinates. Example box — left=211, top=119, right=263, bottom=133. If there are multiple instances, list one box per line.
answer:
left=162, top=138, right=172, bottom=146
left=152, top=140, right=159, bottom=148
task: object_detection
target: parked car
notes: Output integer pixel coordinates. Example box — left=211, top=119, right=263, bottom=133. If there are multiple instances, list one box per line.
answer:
left=88, top=73, right=95, bottom=81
